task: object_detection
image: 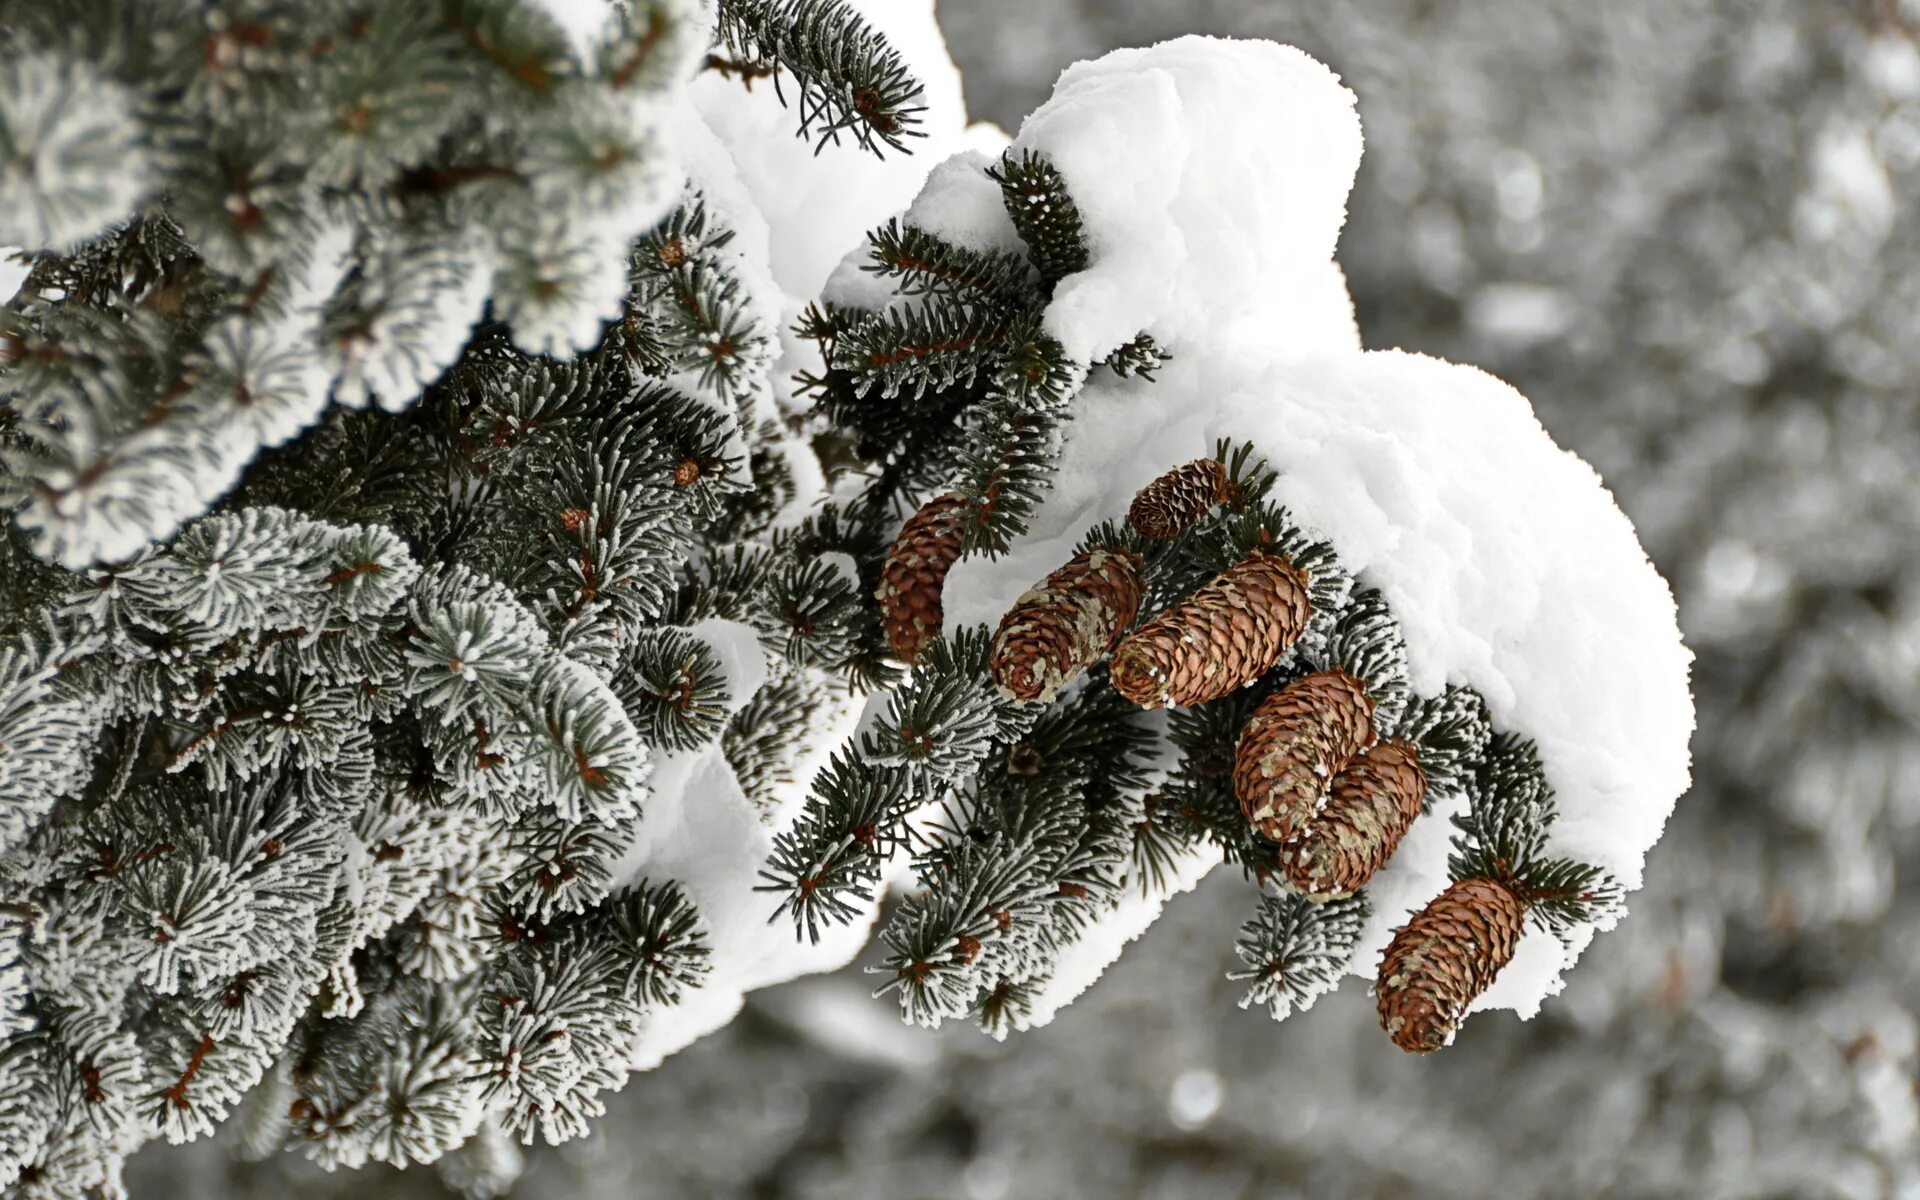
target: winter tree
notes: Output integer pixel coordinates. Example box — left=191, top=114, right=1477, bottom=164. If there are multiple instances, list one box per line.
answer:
left=0, top=3, right=1694, bottom=1197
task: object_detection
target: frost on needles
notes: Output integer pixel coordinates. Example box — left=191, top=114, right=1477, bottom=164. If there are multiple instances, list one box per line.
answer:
left=0, top=0, right=932, bottom=1195
left=0, top=0, right=924, bottom=569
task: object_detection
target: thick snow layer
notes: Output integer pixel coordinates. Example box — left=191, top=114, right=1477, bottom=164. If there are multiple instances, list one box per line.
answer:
left=1012, top=36, right=1364, bottom=364
left=823, top=36, right=1362, bottom=365
left=615, top=627, right=876, bottom=1070
left=941, top=347, right=1693, bottom=1021
left=817, top=36, right=1690, bottom=1028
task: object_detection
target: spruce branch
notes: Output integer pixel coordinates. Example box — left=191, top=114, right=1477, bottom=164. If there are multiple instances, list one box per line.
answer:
left=866, top=625, right=1022, bottom=782
left=988, top=151, right=1090, bottom=284
left=1102, top=332, right=1170, bottom=380
left=1127, top=791, right=1188, bottom=897
left=443, top=0, right=574, bottom=94
left=1158, top=684, right=1285, bottom=878
left=621, top=197, right=773, bottom=404
left=722, top=671, right=819, bottom=811
left=1393, top=685, right=1493, bottom=806
left=1214, top=436, right=1279, bottom=509
left=944, top=389, right=1064, bottom=556
left=760, top=750, right=914, bottom=942
left=615, top=628, right=733, bottom=753
left=1449, top=733, right=1625, bottom=940
left=1230, top=890, right=1368, bottom=1022
left=598, top=2, right=702, bottom=92
left=833, top=303, right=1011, bottom=402
left=713, top=0, right=927, bottom=156
left=871, top=839, right=1053, bottom=1027
left=863, top=220, right=1038, bottom=309
left=1316, top=587, right=1413, bottom=732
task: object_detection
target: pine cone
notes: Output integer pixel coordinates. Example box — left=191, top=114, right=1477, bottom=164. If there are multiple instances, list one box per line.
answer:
left=1234, top=669, right=1376, bottom=842
left=1278, top=739, right=1426, bottom=898
left=876, top=494, right=965, bottom=664
left=1109, top=552, right=1311, bottom=708
left=1376, top=877, right=1528, bottom=1054
left=990, top=547, right=1144, bottom=702
left=1127, top=458, right=1229, bottom=539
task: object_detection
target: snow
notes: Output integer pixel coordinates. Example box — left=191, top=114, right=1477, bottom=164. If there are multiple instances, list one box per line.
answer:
left=821, top=36, right=1364, bottom=365
left=939, top=347, right=1692, bottom=1022
left=1021, top=838, right=1218, bottom=1029
left=1010, top=37, right=1364, bottom=365
left=616, top=684, right=876, bottom=1071
left=819, top=145, right=1021, bottom=314
left=838, top=36, right=1694, bottom=1028
left=683, top=617, right=771, bottom=720
left=903, top=149, right=1024, bottom=254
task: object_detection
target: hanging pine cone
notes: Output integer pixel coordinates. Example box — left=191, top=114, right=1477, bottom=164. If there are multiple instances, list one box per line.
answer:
left=989, top=547, right=1144, bottom=702
left=1127, top=457, right=1229, bottom=539
left=1376, top=876, right=1528, bottom=1054
left=876, top=494, right=965, bottom=665
left=1234, top=669, right=1376, bottom=842
left=1278, top=738, right=1426, bottom=898
left=1109, top=551, right=1311, bottom=708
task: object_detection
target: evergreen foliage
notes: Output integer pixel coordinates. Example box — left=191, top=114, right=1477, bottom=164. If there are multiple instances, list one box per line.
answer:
left=0, top=0, right=724, bottom=568
left=0, top=3, right=930, bottom=1192
left=797, top=147, right=1137, bottom=557
left=1229, top=889, right=1369, bottom=1021
left=713, top=0, right=928, bottom=156
left=1449, top=734, right=1625, bottom=937
left=768, top=423, right=1615, bottom=1042
left=0, top=2, right=1686, bottom=1189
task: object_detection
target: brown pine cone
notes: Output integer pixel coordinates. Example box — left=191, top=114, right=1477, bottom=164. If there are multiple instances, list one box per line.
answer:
left=1376, top=877, right=1528, bottom=1053
left=1278, top=739, right=1426, bottom=898
left=1109, top=552, right=1311, bottom=708
left=989, top=547, right=1144, bottom=702
left=1233, top=669, right=1376, bottom=843
left=1127, top=458, right=1230, bottom=539
left=876, top=495, right=965, bottom=665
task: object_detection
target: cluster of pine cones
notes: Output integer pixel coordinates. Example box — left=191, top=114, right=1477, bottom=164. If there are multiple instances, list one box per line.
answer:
left=877, top=457, right=1528, bottom=1053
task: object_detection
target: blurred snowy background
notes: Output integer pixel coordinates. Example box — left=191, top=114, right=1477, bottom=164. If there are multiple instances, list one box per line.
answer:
left=133, top=0, right=1920, bottom=1196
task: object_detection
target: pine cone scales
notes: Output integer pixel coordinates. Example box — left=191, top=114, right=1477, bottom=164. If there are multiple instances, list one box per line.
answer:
left=1110, top=552, right=1311, bottom=708
left=1279, top=739, right=1426, bottom=898
left=990, top=547, right=1144, bottom=702
left=1376, top=877, right=1528, bottom=1054
left=1233, top=669, right=1376, bottom=842
left=1128, top=458, right=1229, bottom=539
left=877, top=494, right=965, bottom=664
